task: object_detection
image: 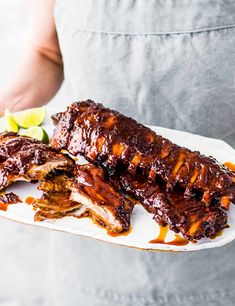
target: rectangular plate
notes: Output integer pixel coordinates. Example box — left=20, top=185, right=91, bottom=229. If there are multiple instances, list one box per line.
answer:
left=0, top=107, right=235, bottom=252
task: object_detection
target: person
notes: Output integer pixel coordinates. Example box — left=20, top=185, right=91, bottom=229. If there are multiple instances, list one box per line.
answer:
left=1, top=1, right=235, bottom=305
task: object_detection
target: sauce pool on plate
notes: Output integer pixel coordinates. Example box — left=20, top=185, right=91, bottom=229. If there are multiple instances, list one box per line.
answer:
left=149, top=225, right=169, bottom=244
left=165, top=234, right=189, bottom=246
left=25, top=196, right=35, bottom=205
left=224, top=162, right=235, bottom=172
left=0, top=203, right=8, bottom=211
left=149, top=225, right=189, bottom=246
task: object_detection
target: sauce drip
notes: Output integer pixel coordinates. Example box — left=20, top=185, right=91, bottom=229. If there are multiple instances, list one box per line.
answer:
left=0, top=203, right=8, bottom=211
left=25, top=196, right=35, bottom=205
left=224, top=162, right=235, bottom=172
left=107, top=226, right=132, bottom=237
left=211, top=230, right=223, bottom=240
left=0, top=191, right=6, bottom=210
left=149, top=225, right=169, bottom=244
left=165, top=234, right=189, bottom=246
left=149, top=225, right=189, bottom=246
left=87, top=215, right=132, bottom=237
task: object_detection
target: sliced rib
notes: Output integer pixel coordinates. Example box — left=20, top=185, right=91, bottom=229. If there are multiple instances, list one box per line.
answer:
left=0, top=132, right=73, bottom=190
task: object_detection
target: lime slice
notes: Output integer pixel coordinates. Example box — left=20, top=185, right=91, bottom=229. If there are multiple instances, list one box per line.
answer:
left=4, top=109, right=19, bottom=133
left=13, top=106, right=46, bottom=128
left=21, top=126, right=49, bottom=144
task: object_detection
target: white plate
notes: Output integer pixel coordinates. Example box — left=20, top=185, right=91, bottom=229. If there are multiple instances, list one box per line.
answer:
left=0, top=107, right=235, bottom=252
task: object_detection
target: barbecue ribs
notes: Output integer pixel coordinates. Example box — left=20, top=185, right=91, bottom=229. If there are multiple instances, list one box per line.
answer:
left=33, top=190, right=87, bottom=221
left=0, top=132, right=73, bottom=190
left=49, top=100, right=235, bottom=241
left=34, top=164, right=134, bottom=233
left=50, top=100, right=235, bottom=209
left=111, top=174, right=228, bottom=241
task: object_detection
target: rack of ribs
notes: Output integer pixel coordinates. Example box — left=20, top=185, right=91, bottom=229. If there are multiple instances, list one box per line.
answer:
left=34, top=164, right=134, bottom=233
left=34, top=162, right=227, bottom=240
left=110, top=173, right=228, bottom=241
left=0, top=132, right=73, bottom=190
left=50, top=100, right=235, bottom=209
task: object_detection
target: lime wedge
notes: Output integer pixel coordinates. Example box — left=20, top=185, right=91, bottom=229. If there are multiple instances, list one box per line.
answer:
left=4, top=109, right=19, bottom=133
left=21, top=126, right=49, bottom=144
left=13, top=106, right=46, bottom=128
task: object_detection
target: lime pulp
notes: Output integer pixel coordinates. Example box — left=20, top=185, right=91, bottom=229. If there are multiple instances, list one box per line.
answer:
left=20, top=126, right=49, bottom=144
left=4, top=109, right=19, bottom=133
left=13, top=106, right=46, bottom=128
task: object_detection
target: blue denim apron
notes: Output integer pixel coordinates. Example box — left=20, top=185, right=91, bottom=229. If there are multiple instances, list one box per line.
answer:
left=47, top=1, right=235, bottom=305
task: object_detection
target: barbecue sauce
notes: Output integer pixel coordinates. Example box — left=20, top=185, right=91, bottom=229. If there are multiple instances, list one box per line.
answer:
left=85, top=214, right=132, bottom=237
left=107, top=226, right=132, bottom=237
left=224, top=162, right=235, bottom=172
left=0, top=191, right=7, bottom=210
left=25, top=196, right=35, bottom=205
left=0, top=193, right=22, bottom=211
left=149, top=225, right=189, bottom=246
left=165, top=234, right=189, bottom=246
left=210, top=230, right=223, bottom=240
left=149, top=225, right=169, bottom=244
left=0, top=203, right=8, bottom=211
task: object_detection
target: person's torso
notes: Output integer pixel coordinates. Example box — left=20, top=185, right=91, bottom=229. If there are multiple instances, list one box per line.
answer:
left=55, top=0, right=235, bottom=146
left=48, top=1, right=235, bottom=305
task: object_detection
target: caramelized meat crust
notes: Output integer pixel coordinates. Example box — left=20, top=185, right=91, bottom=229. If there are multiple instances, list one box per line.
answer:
left=0, top=132, right=73, bottom=190
left=50, top=101, right=235, bottom=208
left=69, top=164, right=134, bottom=233
left=112, top=174, right=228, bottom=241
left=0, top=192, right=21, bottom=204
left=49, top=101, right=234, bottom=241
left=3, top=103, right=232, bottom=242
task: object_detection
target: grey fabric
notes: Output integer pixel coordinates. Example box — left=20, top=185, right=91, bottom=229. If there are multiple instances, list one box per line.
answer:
left=54, top=0, right=235, bottom=34
left=55, top=0, right=235, bottom=147
left=48, top=1, right=235, bottom=305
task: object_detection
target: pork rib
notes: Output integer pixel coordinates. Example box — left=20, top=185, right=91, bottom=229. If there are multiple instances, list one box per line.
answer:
left=111, top=174, right=228, bottom=241
left=0, top=132, right=73, bottom=190
left=69, top=164, right=134, bottom=233
left=34, top=164, right=134, bottom=233
left=33, top=191, right=87, bottom=221
left=50, top=101, right=235, bottom=208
